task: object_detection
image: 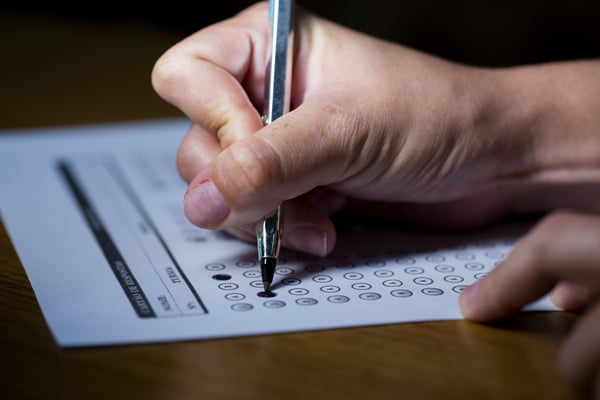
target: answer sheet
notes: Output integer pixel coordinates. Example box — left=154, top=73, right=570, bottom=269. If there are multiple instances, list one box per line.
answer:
left=0, top=118, right=556, bottom=347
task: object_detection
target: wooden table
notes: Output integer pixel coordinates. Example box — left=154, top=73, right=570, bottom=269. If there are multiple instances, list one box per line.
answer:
left=0, top=9, right=580, bottom=400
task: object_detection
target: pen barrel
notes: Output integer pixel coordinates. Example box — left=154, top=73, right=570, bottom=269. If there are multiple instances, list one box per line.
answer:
left=256, top=0, right=293, bottom=263
left=257, top=205, right=284, bottom=260
left=263, top=0, right=294, bottom=124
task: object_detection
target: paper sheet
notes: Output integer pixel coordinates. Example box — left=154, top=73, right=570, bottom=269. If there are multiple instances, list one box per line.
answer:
left=0, top=118, right=556, bottom=347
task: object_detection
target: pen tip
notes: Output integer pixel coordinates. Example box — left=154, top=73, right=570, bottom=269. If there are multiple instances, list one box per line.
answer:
left=260, top=257, right=277, bottom=293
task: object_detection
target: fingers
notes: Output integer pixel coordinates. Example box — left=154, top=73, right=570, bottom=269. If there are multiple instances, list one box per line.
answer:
left=559, top=301, right=600, bottom=396
left=302, top=187, right=348, bottom=216
left=282, top=197, right=337, bottom=256
left=551, top=281, right=597, bottom=312
left=182, top=98, right=366, bottom=229
left=459, top=211, right=600, bottom=322
left=220, top=196, right=338, bottom=257
left=151, top=3, right=267, bottom=149
left=176, top=123, right=222, bottom=182
left=156, top=1, right=360, bottom=235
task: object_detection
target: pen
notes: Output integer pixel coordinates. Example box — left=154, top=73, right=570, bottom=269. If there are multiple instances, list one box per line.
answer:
left=257, top=0, right=295, bottom=293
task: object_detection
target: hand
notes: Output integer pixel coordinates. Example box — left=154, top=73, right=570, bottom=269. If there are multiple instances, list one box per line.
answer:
left=152, top=2, right=600, bottom=256
left=460, top=211, right=600, bottom=398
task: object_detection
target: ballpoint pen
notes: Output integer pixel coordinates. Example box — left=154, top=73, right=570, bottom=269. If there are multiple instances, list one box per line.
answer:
left=257, top=0, right=295, bottom=293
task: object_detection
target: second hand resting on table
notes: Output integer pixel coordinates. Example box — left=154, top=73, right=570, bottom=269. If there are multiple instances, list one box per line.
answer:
left=152, top=2, right=600, bottom=396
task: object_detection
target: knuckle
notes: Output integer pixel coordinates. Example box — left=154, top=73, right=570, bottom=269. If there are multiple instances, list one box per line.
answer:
left=318, top=95, right=398, bottom=184
left=152, top=53, right=242, bottom=142
left=151, top=50, right=181, bottom=99
left=217, top=137, right=283, bottom=204
left=316, top=100, right=370, bottom=175
left=204, top=103, right=231, bottom=140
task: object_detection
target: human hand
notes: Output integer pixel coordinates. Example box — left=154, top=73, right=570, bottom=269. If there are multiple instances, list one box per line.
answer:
left=152, top=2, right=600, bottom=256
left=459, top=211, right=600, bottom=398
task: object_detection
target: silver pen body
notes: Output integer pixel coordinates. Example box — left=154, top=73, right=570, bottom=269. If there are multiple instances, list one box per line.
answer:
left=257, top=0, right=294, bottom=290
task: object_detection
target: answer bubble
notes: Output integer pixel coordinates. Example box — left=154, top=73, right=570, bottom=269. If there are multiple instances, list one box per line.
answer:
left=275, top=267, right=294, bottom=275
left=231, top=303, right=253, bottom=311
left=452, top=285, right=469, bottom=293
left=289, top=288, right=309, bottom=295
left=225, top=293, right=246, bottom=301
left=366, top=260, right=386, bottom=267
left=249, top=280, right=264, bottom=288
left=413, top=277, right=433, bottom=285
left=391, top=289, right=413, bottom=297
left=464, top=262, right=485, bottom=271
left=359, top=292, right=382, bottom=300
left=320, top=285, right=341, bottom=293
left=374, top=270, right=394, bottom=278
left=236, top=260, right=256, bottom=268
left=434, top=264, right=454, bottom=273
left=205, top=263, right=225, bottom=271
left=422, top=288, right=444, bottom=296
left=296, top=298, right=318, bottom=306
left=313, top=275, right=333, bottom=283
left=257, top=291, right=277, bottom=298
left=485, top=250, right=505, bottom=259
left=404, top=267, right=424, bottom=275
left=218, top=282, right=239, bottom=290
left=263, top=300, right=286, bottom=308
left=343, top=272, right=364, bottom=280
left=281, top=277, right=301, bottom=285
left=242, top=270, right=261, bottom=278
left=443, top=275, right=464, bottom=283
left=455, top=252, right=475, bottom=260
left=351, top=282, right=372, bottom=290
left=426, top=255, right=445, bottom=262
left=305, top=264, right=325, bottom=273
left=327, top=295, right=350, bottom=303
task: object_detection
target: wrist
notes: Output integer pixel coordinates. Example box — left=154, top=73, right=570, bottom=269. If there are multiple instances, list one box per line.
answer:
left=473, top=61, right=600, bottom=213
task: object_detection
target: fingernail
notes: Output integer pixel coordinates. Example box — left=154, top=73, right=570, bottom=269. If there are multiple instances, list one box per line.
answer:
left=550, top=284, right=568, bottom=310
left=184, top=179, right=230, bottom=227
left=459, top=282, right=479, bottom=319
left=287, top=226, right=328, bottom=257
left=550, top=282, right=587, bottom=311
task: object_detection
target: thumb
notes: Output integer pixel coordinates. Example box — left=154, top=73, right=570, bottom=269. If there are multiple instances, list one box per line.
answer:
left=183, top=99, right=363, bottom=229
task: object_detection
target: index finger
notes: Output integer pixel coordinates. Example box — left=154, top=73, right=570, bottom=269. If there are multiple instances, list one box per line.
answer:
left=459, top=211, right=600, bottom=322
left=151, top=3, right=269, bottom=148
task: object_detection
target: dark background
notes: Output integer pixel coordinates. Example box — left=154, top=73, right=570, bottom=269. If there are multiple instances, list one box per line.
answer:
left=5, top=0, right=600, bottom=65
left=1, top=0, right=598, bottom=128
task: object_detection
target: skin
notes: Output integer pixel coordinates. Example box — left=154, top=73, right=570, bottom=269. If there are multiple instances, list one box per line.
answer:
left=459, top=211, right=600, bottom=398
left=152, top=2, right=600, bottom=396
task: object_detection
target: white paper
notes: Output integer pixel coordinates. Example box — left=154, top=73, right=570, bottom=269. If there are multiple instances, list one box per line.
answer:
left=0, top=118, right=556, bottom=347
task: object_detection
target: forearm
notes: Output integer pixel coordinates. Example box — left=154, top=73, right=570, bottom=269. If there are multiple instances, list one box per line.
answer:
left=474, top=59, right=600, bottom=213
